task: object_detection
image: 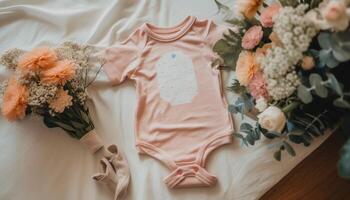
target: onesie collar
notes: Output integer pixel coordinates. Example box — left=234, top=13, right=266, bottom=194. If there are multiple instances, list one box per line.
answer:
left=143, top=16, right=196, bottom=42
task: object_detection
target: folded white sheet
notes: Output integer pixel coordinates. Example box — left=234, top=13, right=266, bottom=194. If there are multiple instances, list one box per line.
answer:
left=0, top=0, right=330, bottom=199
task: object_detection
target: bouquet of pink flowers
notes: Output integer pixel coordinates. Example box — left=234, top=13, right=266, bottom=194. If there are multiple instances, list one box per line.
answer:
left=214, top=0, right=350, bottom=178
left=0, top=42, right=104, bottom=152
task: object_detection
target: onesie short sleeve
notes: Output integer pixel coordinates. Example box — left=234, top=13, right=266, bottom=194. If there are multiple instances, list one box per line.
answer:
left=102, top=30, right=143, bottom=85
left=205, top=21, right=231, bottom=48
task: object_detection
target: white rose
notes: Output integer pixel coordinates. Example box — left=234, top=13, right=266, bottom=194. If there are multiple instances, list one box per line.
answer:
left=321, top=1, right=349, bottom=31
left=257, top=106, right=286, bottom=133
left=306, top=1, right=350, bottom=31
left=255, top=97, right=268, bottom=112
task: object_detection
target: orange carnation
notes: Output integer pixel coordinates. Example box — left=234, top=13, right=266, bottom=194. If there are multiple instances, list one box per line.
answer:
left=49, top=88, right=73, bottom=113
left=1, top=77, right=28, bottom=121
left=236, top=51, right=259, bottom=86
left=41, top=60, right=75, bottom=85
left=18, top=47, right=57, bottom=73
left=237, top=0, right=264, bottom=19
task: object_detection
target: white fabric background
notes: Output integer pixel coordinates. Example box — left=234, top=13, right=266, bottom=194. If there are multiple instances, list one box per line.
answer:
left=0, top=0, right=330, bottom=199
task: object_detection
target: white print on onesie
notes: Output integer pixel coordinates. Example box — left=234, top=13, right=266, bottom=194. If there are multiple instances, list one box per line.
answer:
left=156, top=51, right=198, bottom=106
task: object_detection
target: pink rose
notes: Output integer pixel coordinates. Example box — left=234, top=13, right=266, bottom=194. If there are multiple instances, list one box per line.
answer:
left=242, top=25, right=263, bottom=50
left=247, top=71, right=269, bottom=99
left=260, top=3, right=281, bottom=28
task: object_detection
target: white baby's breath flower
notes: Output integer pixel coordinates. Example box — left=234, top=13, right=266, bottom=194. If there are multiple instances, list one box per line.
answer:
left=259, top=4, right=318, bottom=100
left=255, top=97, right=268, bottom=112
left=0, top=81, right=8, bottom=105
left=0, top=48, right=24, bottom=70
left=27, top=82, right=58, bottom=107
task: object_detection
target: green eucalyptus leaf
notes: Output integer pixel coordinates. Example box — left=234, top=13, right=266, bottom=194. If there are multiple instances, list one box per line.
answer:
left=319, top=49, right=340, bottom=68
left=309, top=49, right=320, bottom=58
left=249, top=129, right=260, bottom=140
left=332, top=49, right=350, bottom=62
left=318, top=32, right=332, bottom=49
left=309, top=74, right=322, bottom=86
left=240, top=123, right=253, bottom=132
left=330, top=30, right=350, bottom=62
left=228, top=104, right=238, bottom=113
left=327, top=73, right=343, bottom=96
left=302, top=134, right=312, bottom=146
left=254, top=127, right=261, bottom=140
left=213, top=39, right=234, bottom=55
left=288, top=134, right=303, bottom=144
left=242, top=138, right=249, bottom=146
left=233, top=133, right=244, bottom=139
left=338, top=139, right=350, bottom=178
left=240, top=129, right=253, bottom=135
left=297, top=85, right=313, bottom=104
left=222, top=53, right=237, bottom=69
left=315, top=85, right=328, bottom=98
left=274, top=150, right=281, bottom=161
left=228, top=80, right=246, bottom=94
left=309, top=74, right=328, bottom=98
left=289, top=134, right=311, bottom=146
left=263, top=131, right=280, bottom=139
left=246, top=134, right=255, bottom=145
left=333, top=97, right=350, bottom=109
left=283, top=141, right=296, bottom=156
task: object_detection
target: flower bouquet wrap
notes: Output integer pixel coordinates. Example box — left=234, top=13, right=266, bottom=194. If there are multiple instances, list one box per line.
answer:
left=0, top=42, right=104, bottom=153
left=214, top=0, right=350, bottom=178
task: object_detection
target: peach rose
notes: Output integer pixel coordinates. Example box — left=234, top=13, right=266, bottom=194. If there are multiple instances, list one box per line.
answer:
left=41, top=60, right=75, bottom=85
left=242, top=25, right=263, bottom=50
left=237, top=0, right=264, bottom=19
left=322, top=1, right=349, bottom=31
left=255, top=97, right=268, bottom=112
left=260, top=3, right=281, bottom=28
left=236, top=51, right=259, bottom=86
left=49, top=88, right=73, bottom=113
left=1, top=77, right=28, bottom=121
left=301, top=56, right=315, bottom=71
left=18, top=47, right=57, bottom=73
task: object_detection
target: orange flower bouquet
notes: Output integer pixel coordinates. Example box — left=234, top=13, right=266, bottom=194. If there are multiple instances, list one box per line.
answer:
left=0, top=42, right=105, bottom=153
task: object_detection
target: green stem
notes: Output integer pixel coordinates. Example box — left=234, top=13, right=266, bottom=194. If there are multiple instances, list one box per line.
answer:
left=282, top=101, right=300, bottom=113
left=85, top=64, right=103, bottom=89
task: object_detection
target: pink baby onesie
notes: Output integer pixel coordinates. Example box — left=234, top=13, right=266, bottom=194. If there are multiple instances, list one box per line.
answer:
left=103, top=16, right=234, bottom=189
